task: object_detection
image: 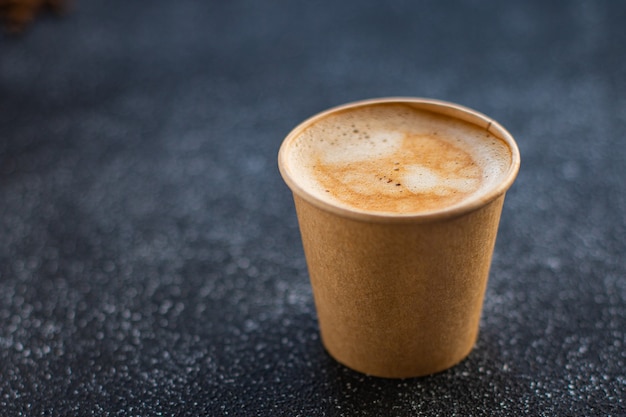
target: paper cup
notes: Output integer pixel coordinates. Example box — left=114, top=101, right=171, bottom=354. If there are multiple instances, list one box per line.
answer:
left=278, top=98, right=520, bottom=378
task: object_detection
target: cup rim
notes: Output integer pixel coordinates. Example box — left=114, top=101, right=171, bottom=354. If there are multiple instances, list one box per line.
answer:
left=278, top=97, right=521, bottom=223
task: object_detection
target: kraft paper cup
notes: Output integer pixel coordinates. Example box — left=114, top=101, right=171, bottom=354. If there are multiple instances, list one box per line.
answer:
left=278, top=98, right=520, bottom=378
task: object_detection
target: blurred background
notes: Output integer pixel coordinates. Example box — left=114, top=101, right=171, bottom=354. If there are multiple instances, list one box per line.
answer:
left=1, top=1, right=625, bottom=415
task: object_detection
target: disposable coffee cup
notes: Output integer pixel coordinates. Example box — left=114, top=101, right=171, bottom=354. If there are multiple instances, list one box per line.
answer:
left=278, top=98, right=520, bottom=378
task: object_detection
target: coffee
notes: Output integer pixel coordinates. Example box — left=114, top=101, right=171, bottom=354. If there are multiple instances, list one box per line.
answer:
left=283, top=103, right=511, bottom=215
left=279, top=98, right=520, bottom=378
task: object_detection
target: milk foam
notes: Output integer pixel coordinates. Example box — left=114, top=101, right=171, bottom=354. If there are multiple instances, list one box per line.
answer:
left=285, top=103, right=511, bottom=214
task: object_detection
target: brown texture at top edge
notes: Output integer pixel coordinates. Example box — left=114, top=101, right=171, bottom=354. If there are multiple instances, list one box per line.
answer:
left=278, top=97, right=521, bottom=223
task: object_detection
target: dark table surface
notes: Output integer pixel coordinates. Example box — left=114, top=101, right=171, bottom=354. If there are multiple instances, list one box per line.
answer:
left=1, top=1, right=625, bottom=415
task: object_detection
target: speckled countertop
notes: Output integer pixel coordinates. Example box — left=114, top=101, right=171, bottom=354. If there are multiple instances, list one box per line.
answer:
left=1, top=1, right=625, bottom=415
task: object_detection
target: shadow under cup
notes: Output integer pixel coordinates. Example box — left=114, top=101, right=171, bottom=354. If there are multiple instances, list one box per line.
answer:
left=278, top=98, right=520, bottom=378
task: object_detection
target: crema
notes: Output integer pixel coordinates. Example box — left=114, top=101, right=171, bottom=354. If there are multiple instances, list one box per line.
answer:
left=284, top=103, right=511, bottom=215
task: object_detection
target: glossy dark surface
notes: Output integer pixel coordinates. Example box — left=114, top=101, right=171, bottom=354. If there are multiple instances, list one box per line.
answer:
left=1, top=1, right=625, bottom=415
